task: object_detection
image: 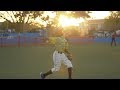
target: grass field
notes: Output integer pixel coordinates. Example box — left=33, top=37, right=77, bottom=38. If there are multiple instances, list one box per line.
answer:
left=0, top=43, right=120, bottom=79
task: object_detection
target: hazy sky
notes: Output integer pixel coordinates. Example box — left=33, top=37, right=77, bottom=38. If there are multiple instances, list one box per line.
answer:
left=89, top=11, right=110, bottom=19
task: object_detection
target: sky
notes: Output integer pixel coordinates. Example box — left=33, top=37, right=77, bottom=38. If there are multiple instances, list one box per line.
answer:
left=58, top=11, right=111, bottom=27
left=89, top=11, right=110, bottom=19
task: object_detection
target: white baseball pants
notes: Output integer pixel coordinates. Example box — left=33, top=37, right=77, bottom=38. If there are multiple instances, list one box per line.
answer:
left=51, top=50, right=73, bottom=72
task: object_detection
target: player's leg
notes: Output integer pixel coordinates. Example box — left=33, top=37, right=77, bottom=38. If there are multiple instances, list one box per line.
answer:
left=41, top=70, right=52, bottom=79
left=40, top=70, right=52, bottom=79
left=62, top=53, right=73, bottom=79
left=40, top=51, right=61, bottom=79
left=111, top=38, right=113, bottom=46
left=68, top=67, right=72, bottom=79
left=51, top=51, right=62, bottom=72
left=114, top=39, right=116, bottom=46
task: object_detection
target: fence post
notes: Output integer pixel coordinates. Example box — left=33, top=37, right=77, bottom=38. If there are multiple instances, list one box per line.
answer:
left=24, top=36, right=26, bottom=47
left=1, top=36, right=2, bottom=48
left=18, top=33, right=20, bottom=47
left=34, top=37, right=36, bottom=46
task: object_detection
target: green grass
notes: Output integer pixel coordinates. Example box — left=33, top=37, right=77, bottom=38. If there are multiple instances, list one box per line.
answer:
left=0, top=43, right=120, bottom=79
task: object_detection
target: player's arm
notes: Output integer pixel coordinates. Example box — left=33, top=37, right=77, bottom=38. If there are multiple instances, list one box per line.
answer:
left=64, top=40, right=73, bottom=60
left=64, top=41, right=71, bottom=54
left=64, top=48, right=72, bottom=61
left=64, top=42, right=72, bottom=60
left=64, top=48, right=71, bottom=54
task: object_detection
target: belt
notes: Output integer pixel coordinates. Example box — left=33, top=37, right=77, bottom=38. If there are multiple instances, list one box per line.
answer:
left=57, top=51, right=63, bottom=54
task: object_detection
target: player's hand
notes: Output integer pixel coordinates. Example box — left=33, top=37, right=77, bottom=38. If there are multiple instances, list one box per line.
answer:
left=67, top=54, right=72, bottom=61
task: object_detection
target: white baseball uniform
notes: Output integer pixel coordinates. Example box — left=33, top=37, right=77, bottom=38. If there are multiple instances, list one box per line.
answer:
left=49, top=36, right=73, bottom=73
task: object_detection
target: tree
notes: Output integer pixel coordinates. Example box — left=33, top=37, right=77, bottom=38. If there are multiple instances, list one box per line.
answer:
left=50, top=11, right=91, bottom=27
left=67, top=11, right=91, bottom=18
left=0, top=11, right=45, bottom=32
left=88, top=29, right=97, bottom=36
left=0, top=21, right=8, bottom=30
left=0, top=11, right=91, bottom=34
left=104, top=11, right=120, bottom=32
left=43, top=11, right=91, bottom=37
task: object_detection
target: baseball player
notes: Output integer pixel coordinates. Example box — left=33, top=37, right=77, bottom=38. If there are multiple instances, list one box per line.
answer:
left=40, top=27, right=73, bottom=79
left=111, top=32, right=116, bottom=46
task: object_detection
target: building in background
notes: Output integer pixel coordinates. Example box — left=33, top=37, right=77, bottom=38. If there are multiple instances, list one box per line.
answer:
left=87, top=19, right=105, bottom=31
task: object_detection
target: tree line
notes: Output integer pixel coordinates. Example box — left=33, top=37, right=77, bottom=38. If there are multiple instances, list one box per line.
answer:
left=0, top=11, right=119, bottom=37
left=0, top=11, right=90, bottom=33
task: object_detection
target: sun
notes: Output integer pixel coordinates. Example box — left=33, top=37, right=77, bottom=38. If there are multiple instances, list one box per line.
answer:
left=58, top=15, right=85, bottom=27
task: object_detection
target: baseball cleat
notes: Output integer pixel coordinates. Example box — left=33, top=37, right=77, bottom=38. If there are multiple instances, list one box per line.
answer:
left=40, top=72, right=45, bottom=79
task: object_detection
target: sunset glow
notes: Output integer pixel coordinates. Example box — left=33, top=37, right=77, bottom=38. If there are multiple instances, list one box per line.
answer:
left=58, top=15, right=85, bottom=27
left=89, top=11, right=110, bottom=19
left=0, top=11, right=111, bottom=26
